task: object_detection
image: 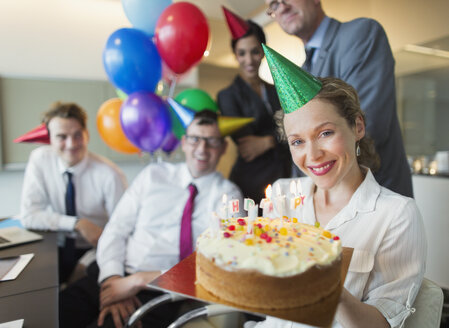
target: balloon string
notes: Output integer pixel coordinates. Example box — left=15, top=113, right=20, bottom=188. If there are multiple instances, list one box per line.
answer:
left=168, top=75, right=178, bottom=98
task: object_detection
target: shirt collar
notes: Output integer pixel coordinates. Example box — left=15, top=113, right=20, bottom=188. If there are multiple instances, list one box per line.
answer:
left=306, top=15, right=330, bottom=50
left=179, top=164, right=221, bottom=193
left=57, top=153, right=89, bottom=176
left=326, top=169, right=381, bottom=230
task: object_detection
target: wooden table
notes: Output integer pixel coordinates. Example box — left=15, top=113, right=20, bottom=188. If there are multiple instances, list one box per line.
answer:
left=0, top=232, right=59, bottom=327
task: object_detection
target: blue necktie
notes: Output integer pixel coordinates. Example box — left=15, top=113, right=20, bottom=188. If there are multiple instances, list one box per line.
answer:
left=65, top=171, right=76, bottom=216
left=59, top=171, right=77, bottom=283
left=65, top=171, right=76, bottom=253
left=303, top=47, right=316, bottom=72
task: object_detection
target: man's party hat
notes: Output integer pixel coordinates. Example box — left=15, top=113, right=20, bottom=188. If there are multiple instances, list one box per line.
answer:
left=167, top=98, right=195, bottom=129
left=222, top=6, right=250, bottom=40
left=167, top=97, right=253, bottom=137
left=262, top=44, right=322, bottom=114
left=218, top=116, right=254, bottom=137
left=14, top=123, right=50, bottom=144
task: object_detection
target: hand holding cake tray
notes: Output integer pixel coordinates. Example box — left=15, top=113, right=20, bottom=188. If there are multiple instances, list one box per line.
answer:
left=149, top=195, right=353, bottom=327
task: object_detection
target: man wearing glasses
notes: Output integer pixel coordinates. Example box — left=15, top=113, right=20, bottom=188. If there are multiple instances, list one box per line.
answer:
left=60, top=110, right=243, bottom=328
left=265, top=0, right=414, bottom=199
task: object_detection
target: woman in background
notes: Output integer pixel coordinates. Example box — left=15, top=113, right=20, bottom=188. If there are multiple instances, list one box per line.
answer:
left=217, top=10, right=291, bottom=204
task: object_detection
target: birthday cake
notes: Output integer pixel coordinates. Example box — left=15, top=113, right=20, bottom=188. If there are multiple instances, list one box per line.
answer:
left=196, top=216, right=342, bottom=310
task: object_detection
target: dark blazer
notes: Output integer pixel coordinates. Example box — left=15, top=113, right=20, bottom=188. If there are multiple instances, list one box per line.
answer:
left=217, top=76, right=291, bottom=203
left=308, top=17, right=413, bottom=197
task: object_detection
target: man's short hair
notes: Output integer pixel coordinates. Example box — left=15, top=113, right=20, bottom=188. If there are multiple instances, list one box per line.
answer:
left=192, top=109, right=218, bottom=126
left=42, top=102, right=87, bottom=131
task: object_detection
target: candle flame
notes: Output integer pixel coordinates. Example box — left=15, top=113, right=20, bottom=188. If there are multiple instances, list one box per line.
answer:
left=265, top=185, right=272, bottom=199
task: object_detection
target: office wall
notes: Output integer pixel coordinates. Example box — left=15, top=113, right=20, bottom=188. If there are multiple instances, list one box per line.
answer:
left=2, top=0, right=449, bottom=81
left=0, top=0, right=128, bottom=80
left=413, top=175, right=449, bottom=289
left=0, top=77, right=131, bottom=165
left=322, top=0, right=449, bottom=51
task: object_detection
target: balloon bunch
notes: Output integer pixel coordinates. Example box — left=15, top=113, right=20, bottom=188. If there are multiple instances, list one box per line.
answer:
left=97, top=0, right=212, bottom=154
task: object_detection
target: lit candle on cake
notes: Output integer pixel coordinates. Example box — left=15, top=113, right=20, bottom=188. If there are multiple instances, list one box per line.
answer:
left=297, top=179, right=302, bottom=194
left=275, top=183, right=286, bottom=226
left=229, top=198, right=240, bottom=217
left=289, top=180, right=299, bottom=209
left=289, top=180, right=296, bottom=199
left=289, top=179, right=305, bottom=210
left=221, top=194, right=228, bottom=219
left=260, top=185, right=273, bottom=218
left=244, top=198, right=255, bottom=215
left=210, top=212, right=221, bottom=237
left=244, top=199, right=257, bottom=235
left=297, top=179, right=305, bottom=206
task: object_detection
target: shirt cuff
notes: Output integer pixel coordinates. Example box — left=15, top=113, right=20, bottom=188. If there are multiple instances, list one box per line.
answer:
left=365, top=298, right=414, bottom=328
left=98, top=261, right=125, bottom=284
left=58, top=215, right=77, bottom=231
left=78, top=249, right=97, bottom=267
left=365, top=282, right=420, bottom=328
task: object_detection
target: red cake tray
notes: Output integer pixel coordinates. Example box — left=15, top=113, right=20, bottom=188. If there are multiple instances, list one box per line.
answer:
left=148, top=247, right=353, bottom=327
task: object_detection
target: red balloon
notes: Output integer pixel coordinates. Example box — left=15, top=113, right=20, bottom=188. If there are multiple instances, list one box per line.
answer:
left=155, top=2, right=209, bottom=75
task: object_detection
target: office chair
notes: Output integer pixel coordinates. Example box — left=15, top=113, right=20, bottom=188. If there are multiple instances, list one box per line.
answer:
left=125, top=293, right=185, bottom=328
left=405, top=278, right=444, bottom=328
left=125, top=291, right=250, bottom=328
left=165, top=278, right=444, bottom=328
left=167, top=304, right=244, bottom=328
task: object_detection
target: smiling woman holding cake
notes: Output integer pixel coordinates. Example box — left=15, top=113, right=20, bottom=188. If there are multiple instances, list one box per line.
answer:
left=247, top=45, right=428, bottom=328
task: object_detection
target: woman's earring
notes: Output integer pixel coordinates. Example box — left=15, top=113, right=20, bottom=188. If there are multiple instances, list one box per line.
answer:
left=356, top=142, right=361, bottom=157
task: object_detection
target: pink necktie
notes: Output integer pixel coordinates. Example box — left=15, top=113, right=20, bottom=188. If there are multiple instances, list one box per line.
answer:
left=179, top=183, right=198, bottom=261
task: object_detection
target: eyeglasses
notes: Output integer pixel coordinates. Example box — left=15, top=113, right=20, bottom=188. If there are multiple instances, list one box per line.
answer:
left=266, top=0, right=289, bottom=17
left=185, top=135, right=223, bottom=148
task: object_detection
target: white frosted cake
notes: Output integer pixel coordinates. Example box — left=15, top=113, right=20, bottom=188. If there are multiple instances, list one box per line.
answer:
left=196, top=216, right=342, bottom=309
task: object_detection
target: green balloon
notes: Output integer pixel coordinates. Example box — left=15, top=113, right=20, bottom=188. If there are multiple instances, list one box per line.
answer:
left=116, top=88, right=128, bottom=100
left=167, top=103, right=186, bottom=139
left=174, top=88, right=218, bottom=112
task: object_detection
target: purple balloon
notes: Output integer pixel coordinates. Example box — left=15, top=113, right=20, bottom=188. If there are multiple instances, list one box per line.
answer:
left=161, top=132, right=180, bottom=153
left=120, top=92, right=171, bottom=152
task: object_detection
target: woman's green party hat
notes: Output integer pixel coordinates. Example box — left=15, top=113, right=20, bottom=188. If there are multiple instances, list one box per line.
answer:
left=262, top=44, right=322, bottom=114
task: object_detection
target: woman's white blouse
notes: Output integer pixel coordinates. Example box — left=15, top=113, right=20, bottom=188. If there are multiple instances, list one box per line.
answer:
left=254, top=170, right=427, bottom=328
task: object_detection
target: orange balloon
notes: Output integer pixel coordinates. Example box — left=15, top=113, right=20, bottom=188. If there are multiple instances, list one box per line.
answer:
left=97, top=98, right=140, bottom=154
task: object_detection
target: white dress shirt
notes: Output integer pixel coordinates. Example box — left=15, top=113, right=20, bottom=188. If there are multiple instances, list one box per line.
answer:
left=252, top=170, right=427, bottom=328
left=20, top=146, right=127, bottom=248
left=96, top=162, right=242, bottom=283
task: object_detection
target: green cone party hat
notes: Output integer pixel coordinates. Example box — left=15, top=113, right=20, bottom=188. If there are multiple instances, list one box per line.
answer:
left=262, top=44, right=322, bottom=114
